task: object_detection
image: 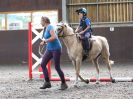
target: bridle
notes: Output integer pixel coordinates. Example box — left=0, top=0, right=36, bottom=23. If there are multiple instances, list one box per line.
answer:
left=57, top=25, right=75, bottom=38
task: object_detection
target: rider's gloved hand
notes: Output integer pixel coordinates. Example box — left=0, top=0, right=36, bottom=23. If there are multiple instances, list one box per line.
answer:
left=75, top=33, right=81, bottom=39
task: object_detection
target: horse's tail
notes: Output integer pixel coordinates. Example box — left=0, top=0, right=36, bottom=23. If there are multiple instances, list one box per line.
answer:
left=109, top=60, right=114, bottom=65
left=100, top=36, right=110, bottom=57
left=101, top=38, right=114, bottom=65
left=98, top=36, right=114, bottom=65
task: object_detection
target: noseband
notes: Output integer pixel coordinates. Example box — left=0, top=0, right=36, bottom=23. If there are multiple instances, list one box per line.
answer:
left=57, top=27, right=75, bottom=38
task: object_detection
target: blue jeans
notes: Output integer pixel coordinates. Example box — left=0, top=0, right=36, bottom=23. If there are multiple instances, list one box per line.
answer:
left=82, top=32, right=91, bottom=50
left=41, top=49, right=65, bottom=83
left=84, top=32, right=91, bottom=38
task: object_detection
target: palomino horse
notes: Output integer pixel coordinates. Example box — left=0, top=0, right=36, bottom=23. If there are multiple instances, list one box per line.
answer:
left=56, top=22, right=114, bottom=86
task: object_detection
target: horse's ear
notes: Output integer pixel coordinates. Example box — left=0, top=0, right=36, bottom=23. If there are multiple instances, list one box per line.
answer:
left=60, top=21, right=63, bottom=23
left=64, top=25, right=67, bottom=27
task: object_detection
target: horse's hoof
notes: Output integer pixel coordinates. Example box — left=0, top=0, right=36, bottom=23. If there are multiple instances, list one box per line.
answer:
left=110, top=77, right=116, bottom=83
left=86, top=79, right=89, bottom=84
left=74, top=84, right=78, bottom=88
left=111, top=79, right=116, bottom=83
left=73, top=81, right=78, bottom=87
left=96, top=81, right=100, bottom=84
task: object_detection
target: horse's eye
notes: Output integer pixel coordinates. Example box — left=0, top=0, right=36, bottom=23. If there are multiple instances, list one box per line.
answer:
left=58, top=28, right=61, bottom=31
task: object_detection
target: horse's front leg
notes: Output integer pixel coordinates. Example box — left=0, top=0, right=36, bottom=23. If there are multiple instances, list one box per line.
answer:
left=72, top=60, right=78, bottom=86
left=74, top=73, right=79, bottom=87
left=75, top=58, right=89, bottom=84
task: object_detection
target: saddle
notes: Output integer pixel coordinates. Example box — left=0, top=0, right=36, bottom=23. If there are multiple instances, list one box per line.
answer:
left=76, top=34, right=93, bottom=61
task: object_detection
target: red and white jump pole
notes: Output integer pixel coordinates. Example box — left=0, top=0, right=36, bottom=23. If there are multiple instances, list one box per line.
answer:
left=85, top=77, right=133, bottom=82
left=63, top=77, right=133, bottom=82
left=28, top=22, right=32, bottom=80
left=28, top=22, right=133, bottom=82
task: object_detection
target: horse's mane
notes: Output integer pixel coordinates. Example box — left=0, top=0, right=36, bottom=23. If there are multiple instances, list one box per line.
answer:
left=62, top=22, right=74, bottom=33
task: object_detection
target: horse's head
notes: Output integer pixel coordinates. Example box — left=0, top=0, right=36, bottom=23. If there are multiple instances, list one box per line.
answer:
left=56, top=22, right=74, bottom=37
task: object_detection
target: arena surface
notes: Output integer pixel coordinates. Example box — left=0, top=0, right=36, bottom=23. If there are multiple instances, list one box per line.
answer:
left=0, top=62, right=133, bottom=99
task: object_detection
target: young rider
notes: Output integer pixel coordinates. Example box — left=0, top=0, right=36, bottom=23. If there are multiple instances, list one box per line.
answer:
left=75, top=8, right=92, bottom=60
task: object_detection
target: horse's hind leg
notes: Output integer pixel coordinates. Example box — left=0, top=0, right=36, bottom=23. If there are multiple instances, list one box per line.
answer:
left=107, top=60, right=112, bottom=78
left=93, top=58, right=100, bottom=84
left=105, top=58, right=115, bottom=83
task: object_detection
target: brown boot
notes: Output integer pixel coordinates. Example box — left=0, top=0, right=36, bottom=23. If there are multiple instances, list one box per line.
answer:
left=40, top=82, right=51, bottom=89
left=82, top=54, right=87, bottom=61
left=82, top=50, right=89, bottom=61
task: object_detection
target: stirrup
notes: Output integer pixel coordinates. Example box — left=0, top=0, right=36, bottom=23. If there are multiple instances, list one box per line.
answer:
left=84, top=50, right=89, bottom=55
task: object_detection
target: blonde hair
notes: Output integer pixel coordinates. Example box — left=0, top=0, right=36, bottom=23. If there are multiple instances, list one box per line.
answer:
left=41, top=16, right=50, bottom=24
